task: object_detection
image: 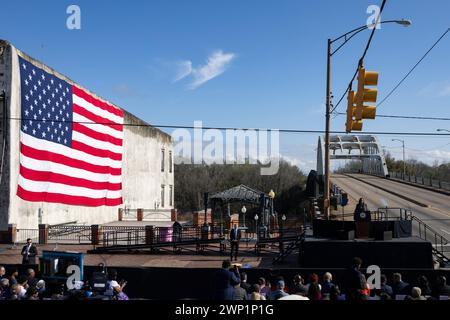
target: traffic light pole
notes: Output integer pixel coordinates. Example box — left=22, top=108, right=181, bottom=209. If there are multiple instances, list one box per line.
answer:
left=324, top=39, right=332, bottom=219
left=323, top=20, right=410, bottom=220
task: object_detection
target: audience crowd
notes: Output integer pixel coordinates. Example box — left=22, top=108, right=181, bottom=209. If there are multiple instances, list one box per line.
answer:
left=214, top=258, right=450, bottom=301
left=0, top=265, right=128, bottom=300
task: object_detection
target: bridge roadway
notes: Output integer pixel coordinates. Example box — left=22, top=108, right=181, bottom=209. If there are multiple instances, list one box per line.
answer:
left=331, top=174, right=450, bottom=239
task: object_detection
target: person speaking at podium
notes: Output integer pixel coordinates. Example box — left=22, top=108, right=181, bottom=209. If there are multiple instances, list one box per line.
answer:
left=354, top=198, right=371, bottom=238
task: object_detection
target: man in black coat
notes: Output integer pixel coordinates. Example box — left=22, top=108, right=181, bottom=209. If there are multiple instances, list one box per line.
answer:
left=229, top=224, right=241, bottom=261
left=392, top=273, right=411, bottom=297
left=214, top=260, right=241, bottom=300
left=21, top=238, right=38, bottom=265
left=342, top=257, right=366, bottom=300
left=432, top=275, right=450, bottom=298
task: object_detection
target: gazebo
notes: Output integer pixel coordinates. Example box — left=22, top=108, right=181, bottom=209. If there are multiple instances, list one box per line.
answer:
left=207, top=184, right=275, bottom=237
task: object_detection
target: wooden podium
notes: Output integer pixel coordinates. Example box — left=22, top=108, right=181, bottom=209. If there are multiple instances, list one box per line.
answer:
left=355, top=221, right=370, bottom=239
left=355, top=211, right=371, bottom=239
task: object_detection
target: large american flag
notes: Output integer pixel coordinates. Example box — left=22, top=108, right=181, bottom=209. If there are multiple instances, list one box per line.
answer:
left=17, top=56, right=123, bottom=206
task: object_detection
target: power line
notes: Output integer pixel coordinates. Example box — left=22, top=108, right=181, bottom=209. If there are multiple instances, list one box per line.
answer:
left=378, top=26, right=450, bottom=107
left=8, top=116, right=450, bottom=136
left=330, top=0, right=387, bottom=114
left=335, top=112, right=450, bottom=121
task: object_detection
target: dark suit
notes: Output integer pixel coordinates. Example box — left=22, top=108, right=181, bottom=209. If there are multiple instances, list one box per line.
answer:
left=342, top=267, right=365, bottom=300
left=392, top=281, right=410, bottom=296
left=214, top=268, right=241, bottom=300
left=229, top=228, right=241, bottom=261
left=21, top=244, right=38, bottom=265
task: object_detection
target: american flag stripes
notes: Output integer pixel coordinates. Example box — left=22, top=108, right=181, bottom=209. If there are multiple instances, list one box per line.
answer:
left=17, top=56, right=123, bottom=206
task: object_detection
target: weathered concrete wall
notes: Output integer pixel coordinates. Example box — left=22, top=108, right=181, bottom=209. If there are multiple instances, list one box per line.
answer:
left=0, top=41, right=174, bottom=230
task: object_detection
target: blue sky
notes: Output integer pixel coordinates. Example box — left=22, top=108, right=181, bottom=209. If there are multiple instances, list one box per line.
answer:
left=1, top=0, right=450, bottom=172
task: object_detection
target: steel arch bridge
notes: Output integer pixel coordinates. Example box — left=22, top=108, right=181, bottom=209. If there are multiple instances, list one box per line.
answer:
left=317, top=135, right=389, bottom=177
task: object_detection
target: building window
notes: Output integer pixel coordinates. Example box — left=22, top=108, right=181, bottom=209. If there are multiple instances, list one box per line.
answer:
left=161, top=185, right=165, bottom=208
left=169, top=151, right=173, bottom=173
left=169, top=185, right=173, bottom=207
left=161, top=149, right=165, bottom=172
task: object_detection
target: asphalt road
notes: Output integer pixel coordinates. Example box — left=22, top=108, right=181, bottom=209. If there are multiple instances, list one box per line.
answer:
left=331, top=174, right=450, bottom=242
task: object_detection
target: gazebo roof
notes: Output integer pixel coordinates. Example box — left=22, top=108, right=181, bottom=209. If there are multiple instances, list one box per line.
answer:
left=209, top=184, right=264, bottom=203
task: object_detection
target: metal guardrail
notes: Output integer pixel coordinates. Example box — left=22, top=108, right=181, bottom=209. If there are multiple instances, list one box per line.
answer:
left=48, top=225, right=92, bottom=244
left=389, top=171, right=450, bottom=191
left=15, top=229, right=39, bottom=243
left=374, top=207, right=412, bottom=221
left=99, top=225, right=226, bottom=248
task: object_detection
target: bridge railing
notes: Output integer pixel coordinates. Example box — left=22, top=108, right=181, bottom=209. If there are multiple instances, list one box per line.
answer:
left=389, top=171, right=450, bottom=191
left=374, top=207, right=412, bottom=221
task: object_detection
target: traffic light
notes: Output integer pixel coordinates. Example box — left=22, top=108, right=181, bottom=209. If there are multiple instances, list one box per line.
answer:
left=345, top=90, right=362, bottom=132
left=354, top=66, right=379, bottom=124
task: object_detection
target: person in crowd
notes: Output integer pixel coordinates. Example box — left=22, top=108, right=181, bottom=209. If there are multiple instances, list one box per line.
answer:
left=106, top=269, right=128, bottom=300
left=229, top=224, right=242, bottom=261
left=328, top=284, right=341, bottom=301
left=9, top=284, right=21, bottom=300
left=271, top=276, right=288, bottom=293
left=343, top=257, right=366, bottom=301
left=25, top=287, right=40, bottom=300
left=9, top=269, right=19, bottom=286
left=249, top=284, right=266, bottom=300
left=307, top=273, right=322, bottom=300
left=417, top=275, right=432, bottom=296
left=289, top=274, right=308, bottom=296
left=233, top=283, right=247, bottom=300
left=321, top=272, right=336, bottom=298
left=360, top=274, right=370, bottom=299
left=17, top=275, right=28, bottom=299
left=214, top=260, right=241, bottom=300
left=406, top=287, right=426, bottom=301
left=268, top=280, right=289, bottom=300
left=392, top=273, right=410, bottom=296
left=0, top=266, right=5, bottom=280
left=0, top=278, right=10, bottom=299
left=21, top=238, right=38, bottom=265
left=240, top=272, right=251, bottom=292
left=432, top=275, right=450, bottom=298
left=36, top=280, right=46, bottom=298
left=378, top=274, right=393, bottom=298
left=26, top=268, right=38, bottom=288
left=258, top=277, right=270, bottom=298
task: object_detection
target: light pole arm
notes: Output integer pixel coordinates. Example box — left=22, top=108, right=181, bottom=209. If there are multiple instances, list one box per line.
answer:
left=331, top=20, right=410, bottom=56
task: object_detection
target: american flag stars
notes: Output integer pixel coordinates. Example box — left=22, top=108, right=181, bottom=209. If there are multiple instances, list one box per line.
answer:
left=20, top=58, right=73, bottom=147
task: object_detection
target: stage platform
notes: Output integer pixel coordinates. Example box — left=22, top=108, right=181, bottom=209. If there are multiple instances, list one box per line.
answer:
left=299, top=236, right=434, bottom=269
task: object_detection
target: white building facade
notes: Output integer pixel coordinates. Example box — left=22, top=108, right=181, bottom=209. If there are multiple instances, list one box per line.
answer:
left=0, top=40, right=174, bottom=230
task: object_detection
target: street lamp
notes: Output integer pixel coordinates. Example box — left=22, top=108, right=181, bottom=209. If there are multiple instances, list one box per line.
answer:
left=254, top=214, right=259, bottom=240
left=268, top=190, right=275, bottom=235
left=324, top=19, right=412, bottom=219
left=241, top=205, right=247, bottom=228
left=392, top=139, right=406, bottom=179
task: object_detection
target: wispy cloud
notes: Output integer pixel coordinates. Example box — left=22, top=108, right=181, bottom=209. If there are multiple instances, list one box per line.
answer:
left=173, top=60, right=192, bottom=82
left=174, top=50, right=236, bottom=89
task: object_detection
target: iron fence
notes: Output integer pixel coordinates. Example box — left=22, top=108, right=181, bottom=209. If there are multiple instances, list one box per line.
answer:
left=48, top=225, right=92, bottom=244
left=101, top=226, right=146, bottom=246
left=15, top=229, right=39, bottom=243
